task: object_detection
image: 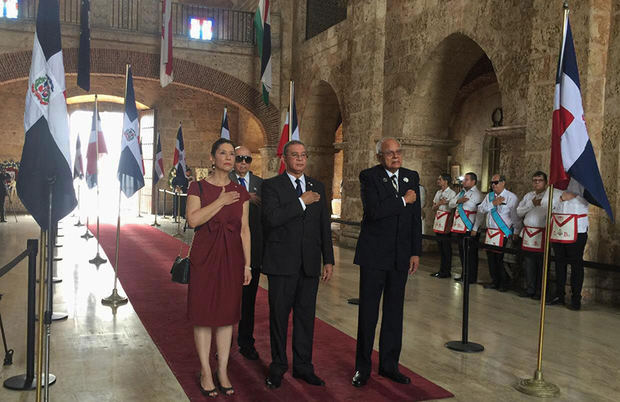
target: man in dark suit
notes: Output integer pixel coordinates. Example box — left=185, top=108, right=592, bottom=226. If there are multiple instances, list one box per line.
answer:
left=229, top=145, right=264, bottom=360
left=352, top=138, right=422, bottom=387
left=262, top=140, right=334, bottom=388
left=0, top=171, right=8, bottom=223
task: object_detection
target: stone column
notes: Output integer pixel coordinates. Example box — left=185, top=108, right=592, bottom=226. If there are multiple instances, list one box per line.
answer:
left=259, top=146, right=279, bottom=179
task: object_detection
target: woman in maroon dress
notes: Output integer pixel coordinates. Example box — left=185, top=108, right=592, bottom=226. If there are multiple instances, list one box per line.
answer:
left=186, top=138, right=251, bottom=397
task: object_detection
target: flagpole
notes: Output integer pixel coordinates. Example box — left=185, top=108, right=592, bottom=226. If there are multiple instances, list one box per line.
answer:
left=151, top=186, right=160, bottom=227
left=80, top=215, right=93, bottom=239
left=289, top=80, right=293, bottom=141
left=90, top=94, right=107, bottom=266
left=514, top=4, right=568, bottom=398
left=74, top=182, right=84, bottom=226
left=102, top=65, right=130, bottom=309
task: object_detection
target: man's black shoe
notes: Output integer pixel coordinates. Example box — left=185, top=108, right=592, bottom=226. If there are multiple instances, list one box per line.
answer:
left=518, top=291, right=535, bottom=298
left=378, top=369, right=411, bottom=384
left=239, top=346, right=259, bottom=360
left=498, top=287, right=508, bottom=292
left=430, top=272, right=441, bottom=277
left=567, top=302, right=581, bottom=311
left=483, top=283, right=497, bottom=289
left=352, top=371, right=369, bottom=387
left=265, top=374, right=282, bottom=389
left=292, top=371, right=325, bottom=386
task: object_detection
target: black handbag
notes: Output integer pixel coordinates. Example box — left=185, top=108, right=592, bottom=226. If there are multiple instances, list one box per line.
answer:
left=170, top=180, right=202, bottom=284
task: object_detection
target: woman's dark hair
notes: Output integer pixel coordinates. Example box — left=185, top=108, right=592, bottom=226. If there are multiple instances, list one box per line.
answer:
left=210, top=138, right=235, bottom=156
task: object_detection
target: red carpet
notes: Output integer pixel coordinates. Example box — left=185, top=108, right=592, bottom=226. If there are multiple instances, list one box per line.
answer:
left=89, top=223, right=453, bottom=401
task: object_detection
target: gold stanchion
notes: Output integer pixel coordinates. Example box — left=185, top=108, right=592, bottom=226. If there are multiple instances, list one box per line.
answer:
left=515, top=183, right=560, bottom=397
left=173, top=190, right=183, bottom=239
left=151, top=186, right=161, bottom=227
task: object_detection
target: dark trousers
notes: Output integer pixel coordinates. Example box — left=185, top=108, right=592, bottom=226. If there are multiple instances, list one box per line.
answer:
left=523, top=252, right=543, bottom=295
left=552, top=233, right=587, bottom=302
left=436, top=232, right=452, bottom=275
left=487, top=241, right=509, bottom=289
left=238, top=268, right=261, bottom=348
left=172, top=194, right=187, bottom=218
left=455, top=232, right=479, bottom=283
left=267, top=269, right=319, bottom=375
left=0, top=194, right=5, bottom=221
left=355, top=266, right=408, bottom=375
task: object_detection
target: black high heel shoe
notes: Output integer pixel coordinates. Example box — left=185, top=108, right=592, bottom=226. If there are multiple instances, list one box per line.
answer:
left=215, top=372, right=235, bottom=396
left=199, top=375, right=218, bottom=398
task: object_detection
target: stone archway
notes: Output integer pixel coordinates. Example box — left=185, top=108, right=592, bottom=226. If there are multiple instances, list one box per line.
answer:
left=300, top=79, right=343, bottom=214
left=0, top=48, right=281, bottom=145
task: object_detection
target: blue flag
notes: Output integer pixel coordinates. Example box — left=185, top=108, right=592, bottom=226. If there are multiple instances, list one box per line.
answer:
left=77, top=0, right=90, bottom=91
left=117, top=66, right=144, bottom=198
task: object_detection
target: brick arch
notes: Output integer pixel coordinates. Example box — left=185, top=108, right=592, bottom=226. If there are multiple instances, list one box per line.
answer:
left=0, top=48, right=281, bottom=145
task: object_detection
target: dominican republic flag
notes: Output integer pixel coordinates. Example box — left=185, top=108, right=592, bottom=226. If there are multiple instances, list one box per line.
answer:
left=73, top=135, right=84, bottom=180
left=276, top=111, right=289, bottom=174
left=550, top=15, right=613, bottom=220
left=173, top=125, right=186, bottom=180
left=85, top=100, right=107, bottom=189
left=117, top=66, right=144, bottom=198
left=153, top=133, right=164, bottom=185
left=77, top=0, right=90, bottom=91
left=290, top=81, right=300, bottom=141
left=254, top=0, right=272, bottom=105
left=17, top=0, right=76, bottom=230
left=220, top=107, right=230, bottom=139
left=160, top=0, right=173, bottom=87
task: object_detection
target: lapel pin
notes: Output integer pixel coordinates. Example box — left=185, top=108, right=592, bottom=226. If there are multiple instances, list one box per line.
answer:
left=382, top=178, right=388, bottom=182
left=403, top=177, right=409, bottom=183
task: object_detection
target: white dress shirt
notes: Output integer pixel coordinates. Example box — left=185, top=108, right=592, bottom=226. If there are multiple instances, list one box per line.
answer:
left=552, top=181, right=589, bottom=233
left=517, top=187, right=558, bottom=228
left=476, top=188, right=520, bottom=233
left=236, top=173, right=250, bottom=192
left=287, top=172, right=307, bottom=210
left=448, top=185, right=483, bottom=211
left=433, top=187, right=457, bottom=212
left=385, top=168, right=408, bottom=206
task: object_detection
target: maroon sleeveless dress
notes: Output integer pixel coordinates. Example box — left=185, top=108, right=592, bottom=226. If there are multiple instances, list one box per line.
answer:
left=187, top=179, right=249, bottom=327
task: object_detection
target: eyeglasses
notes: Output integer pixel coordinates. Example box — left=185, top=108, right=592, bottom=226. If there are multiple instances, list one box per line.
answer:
left=491, top=180, right=503, bottom=185
left=380, top=150, right=402, bottom=158
left=235, top=155, right=252, bottom=163
left=532, top=178, right=545, bottom=182
left=287, top=152, right=308, bottom=159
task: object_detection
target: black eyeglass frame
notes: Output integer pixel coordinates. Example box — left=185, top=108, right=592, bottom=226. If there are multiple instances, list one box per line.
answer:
left=235, top=155, right=253, bottom=163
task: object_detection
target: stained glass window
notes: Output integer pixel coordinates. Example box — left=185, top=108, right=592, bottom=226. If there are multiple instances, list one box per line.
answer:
left=1, top=0, right=18, bottom=19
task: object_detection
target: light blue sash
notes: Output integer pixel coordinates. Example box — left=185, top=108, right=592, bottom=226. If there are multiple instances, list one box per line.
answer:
left=456, top=190, right=474, bottom=231
left=489, top=192, right=512, bottom=236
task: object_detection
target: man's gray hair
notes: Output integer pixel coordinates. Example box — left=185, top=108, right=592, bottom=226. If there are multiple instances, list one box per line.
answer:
left=375, top=137, right=400, bottom=155
left=283, top=140, right=306, bottom=156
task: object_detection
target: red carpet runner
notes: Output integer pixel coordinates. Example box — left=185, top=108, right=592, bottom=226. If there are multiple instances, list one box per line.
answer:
left=90, top=223, right=453, bottom=401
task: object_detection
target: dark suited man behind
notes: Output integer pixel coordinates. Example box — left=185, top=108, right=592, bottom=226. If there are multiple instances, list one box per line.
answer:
left=262, top=140, right=334, bottom=388
left=0, top=171, right=8, bottom=223
left=229, top=145, right=264, bottom=360
left=352, top=137, right=422, bottom=387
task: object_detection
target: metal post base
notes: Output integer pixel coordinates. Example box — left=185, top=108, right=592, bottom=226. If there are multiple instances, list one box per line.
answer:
left=445, top=341, right=484, bottom=353
left=101, top=289, right=128, bottom=307
left=54, top=243, right=62, bottom=248
left=515, top=370, right=560, bottom=398
left=151, top=221, right=161, bottom=227
left=173, top=233, right=184, bottom=239
left=89, top=253, right=107, bottom=266
left=80, top=231, right=94, bottom=240
left=74, top=219, right=84, bottom=227
left=35, top=277, right=62, bottom=284
left=3, top=373, right=56, bottom=390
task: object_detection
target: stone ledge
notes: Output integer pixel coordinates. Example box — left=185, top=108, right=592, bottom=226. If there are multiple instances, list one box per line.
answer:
left=485, top=125, right=526, bottom=138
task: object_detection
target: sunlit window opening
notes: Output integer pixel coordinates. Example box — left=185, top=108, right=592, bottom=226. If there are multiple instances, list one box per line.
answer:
left=189, top=18, right=213, bottom=40
left=1, top=0, right=18, bottom=19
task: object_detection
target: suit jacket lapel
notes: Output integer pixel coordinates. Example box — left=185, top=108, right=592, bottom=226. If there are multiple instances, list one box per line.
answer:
left=379, top=167, right=397, bottom=195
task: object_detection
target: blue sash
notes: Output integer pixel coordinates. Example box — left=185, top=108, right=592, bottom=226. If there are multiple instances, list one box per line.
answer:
left=456, top=190, right=474, bottom=231
left=489, top=192, right=512, bottom=236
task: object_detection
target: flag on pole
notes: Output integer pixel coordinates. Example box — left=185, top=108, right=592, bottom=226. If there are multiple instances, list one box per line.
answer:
left=17, top=0, right=77, bottom=230
left=77, top=0, right=90, bottom=91
left=74, top=135, right=84, bottom=179
left=160, top=0, right=173, bottom=87
left=550, top=15, right=613, bottom=220
left=173, top=124, right=186, bottom=181
left=154, top=133, right=164, bottom=185
left=290, top=82, right=300, bottom=141
left=276, top=111, right=289, bottom=174
left=254, top=0, right=272, bottom=105
left=117, top=66, right=145, bottom=198
left=85, top=100, right=107, bottom=189
left=220, top=107, right=230, bottom=139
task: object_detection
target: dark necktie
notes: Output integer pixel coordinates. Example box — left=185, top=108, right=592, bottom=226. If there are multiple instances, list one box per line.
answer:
left=391, top=175, right=398, bottom=192
left=295, top=178, right=303, bottom=197
left=239, top=177, right=246, bottom=190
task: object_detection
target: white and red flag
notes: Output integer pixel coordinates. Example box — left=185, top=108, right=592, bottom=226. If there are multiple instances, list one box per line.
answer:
left=276, top=111, right=289, bottom=174
left=550, top=14, right=613, bottom=220
left=85, top=99, right=107, bottom=189
left=154, top=133, right=164, bottom=185
left=160, top=0, right=173, bottom=87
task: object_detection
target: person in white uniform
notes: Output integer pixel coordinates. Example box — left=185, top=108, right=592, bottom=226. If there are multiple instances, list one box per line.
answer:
left=475, top=174, right=520, bottom=292
left=548, top=179, right=589, bottom=310
left=449, top=172, right=483, bottom=283
left=430, top=173, right=456, bottom=278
